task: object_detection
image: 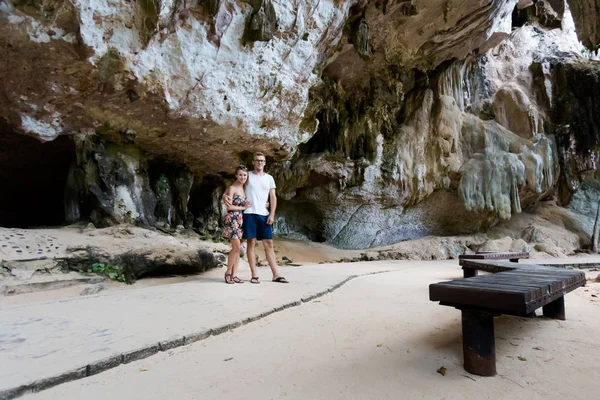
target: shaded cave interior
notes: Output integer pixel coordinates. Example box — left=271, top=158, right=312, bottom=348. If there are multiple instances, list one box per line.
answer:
left=0, top=123, right=74, bottom=228
left=0, top=124, right=226, bottom=240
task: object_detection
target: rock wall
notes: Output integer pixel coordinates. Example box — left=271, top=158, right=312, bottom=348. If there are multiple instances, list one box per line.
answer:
left=271, top=1, right=599, bottom=248
left=1, top=0, right=599, bottom=250
left=567, top=0, right=600, bottom=50
left=552, top=60, right=600, bottom=223
left=0, top=0, right=355, bottom=172
left=64, top=133, right=222, bottom=232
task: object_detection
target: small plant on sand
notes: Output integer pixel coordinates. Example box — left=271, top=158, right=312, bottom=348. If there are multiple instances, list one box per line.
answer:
left=80, top=263, right=126, bottom=282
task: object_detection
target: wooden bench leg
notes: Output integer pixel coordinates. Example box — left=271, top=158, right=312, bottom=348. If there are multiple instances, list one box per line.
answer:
left=461, top=309, right=496, bottom=376
left=543, top=296, right=565, bottom=320
left=463, top=268, right=478, bottom=278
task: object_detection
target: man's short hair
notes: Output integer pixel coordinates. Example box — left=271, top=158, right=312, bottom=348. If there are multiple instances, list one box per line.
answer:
left=253, top=152, right=265, bottom=159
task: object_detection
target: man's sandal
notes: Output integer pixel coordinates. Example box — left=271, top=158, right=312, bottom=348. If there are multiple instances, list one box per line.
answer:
left=250, top=276, right=260, bottom=284
left=232, top=276, right=244, bottom=284
left=224, top=273, right=234, bottom=284
left=272, top=277, right=289, bottom=283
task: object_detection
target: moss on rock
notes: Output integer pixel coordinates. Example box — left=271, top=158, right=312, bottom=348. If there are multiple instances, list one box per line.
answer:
left=136, top=0, right=160, bottom=46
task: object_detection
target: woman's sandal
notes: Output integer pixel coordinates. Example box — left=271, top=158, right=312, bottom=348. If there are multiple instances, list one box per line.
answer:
left=250, top=276, right=260, bottom=284
left=232, top=276, right=244, bottom=284
left=224, top=273, right=234, bottom=284
left=272, top=277, right=289, bottom=283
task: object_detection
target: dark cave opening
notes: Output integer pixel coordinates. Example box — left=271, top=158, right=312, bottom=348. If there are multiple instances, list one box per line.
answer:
left=511, top=3, right=532, bottom=29
left=188, top=174, right=226, bottom=234
left=0, top=123, right=75, bottom=228
left=276, top=199, right=327, bottom=243
left=298, top=111, right=347, bottom=155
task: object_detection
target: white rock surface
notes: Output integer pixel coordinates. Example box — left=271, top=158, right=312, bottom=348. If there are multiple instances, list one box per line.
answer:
left=72, top=0, right=352, bottom=149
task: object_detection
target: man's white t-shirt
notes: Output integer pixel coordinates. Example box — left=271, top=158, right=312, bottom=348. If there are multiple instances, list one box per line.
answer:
left=244, top=171, right=276, bottom=216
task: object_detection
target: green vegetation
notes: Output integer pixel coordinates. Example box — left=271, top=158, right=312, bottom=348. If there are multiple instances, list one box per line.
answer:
left=80, top=263, right=127, bottom=282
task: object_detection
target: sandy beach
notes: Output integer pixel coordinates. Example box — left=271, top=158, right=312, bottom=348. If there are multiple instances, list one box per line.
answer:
left=24, top=261, right=600, bottom=400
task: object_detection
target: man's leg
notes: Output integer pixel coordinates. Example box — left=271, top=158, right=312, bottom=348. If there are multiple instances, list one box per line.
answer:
left=243, top=214, right=259, bottom=281
left=257, top=215, right=287, bottom=282
left=247, top=238, right=259, bottom=279
left=262, top=239, right=280, bottom=279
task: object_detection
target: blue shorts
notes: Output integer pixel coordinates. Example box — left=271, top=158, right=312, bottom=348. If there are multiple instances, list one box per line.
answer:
left=242, top=214, right=273, bottom=240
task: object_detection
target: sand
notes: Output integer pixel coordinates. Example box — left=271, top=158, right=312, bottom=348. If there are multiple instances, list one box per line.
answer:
left=2, top=221, right=599, bottom=308
left=27, top=262, right=600, bottom=400
left=0, top=225, right=358, bottom=266
left=0, top=225, right=364, bottom=307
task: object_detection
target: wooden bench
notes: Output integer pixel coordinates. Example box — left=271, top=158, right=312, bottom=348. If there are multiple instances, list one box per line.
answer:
left=459, top=251, right=529, bottom=277
left=429, top=257, right=586, bottom=376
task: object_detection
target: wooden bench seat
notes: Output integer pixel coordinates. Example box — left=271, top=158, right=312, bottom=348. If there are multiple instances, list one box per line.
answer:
left=459, top=251, right=530, bottom=261
left=429, top=258, right=586, bottom=377
left=459, top=252, right=529, bottom=277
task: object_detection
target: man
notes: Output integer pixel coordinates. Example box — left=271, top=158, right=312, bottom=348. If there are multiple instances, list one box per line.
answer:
left=223, top=152, right=288, bottom=284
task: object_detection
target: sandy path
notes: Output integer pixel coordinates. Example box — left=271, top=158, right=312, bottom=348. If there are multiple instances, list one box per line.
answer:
left=29, top=265, right=600, bottom=400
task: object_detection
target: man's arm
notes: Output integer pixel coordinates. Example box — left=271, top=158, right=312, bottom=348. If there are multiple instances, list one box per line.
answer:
left=222, top=187, right=233, bottom=208
left=267, top=188, right=277, bottom=225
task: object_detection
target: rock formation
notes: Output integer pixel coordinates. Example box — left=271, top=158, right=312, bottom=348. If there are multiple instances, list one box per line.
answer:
left=0, top=0, right=599, bottom=250
left=567, top=0, right=600, bottom=50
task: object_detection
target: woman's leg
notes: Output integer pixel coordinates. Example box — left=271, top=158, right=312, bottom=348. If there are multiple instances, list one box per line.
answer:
left=225, top=238, right=240, bottom=284
left=230, top=239, right=242, bottom=282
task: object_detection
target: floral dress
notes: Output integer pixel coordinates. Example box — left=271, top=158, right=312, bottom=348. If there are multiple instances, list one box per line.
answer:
left=222, top=194, right=246, bottom=239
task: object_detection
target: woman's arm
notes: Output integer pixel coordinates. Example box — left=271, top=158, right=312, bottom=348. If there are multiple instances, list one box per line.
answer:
left=224, top=189, right=251, bottom=211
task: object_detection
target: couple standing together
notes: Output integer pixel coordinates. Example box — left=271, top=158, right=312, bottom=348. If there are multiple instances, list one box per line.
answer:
left=222, top=152, right=289, bottom=285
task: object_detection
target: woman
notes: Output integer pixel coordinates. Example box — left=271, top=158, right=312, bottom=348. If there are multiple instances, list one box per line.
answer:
left=222, top=166, right=252, bottom=284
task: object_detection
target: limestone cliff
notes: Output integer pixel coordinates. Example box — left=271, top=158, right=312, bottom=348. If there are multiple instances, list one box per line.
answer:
left=0, top=0, right=599, bottom=250
left=273, top=1, right=599, bottom=248
left=567, top=0, right=600, bottom=50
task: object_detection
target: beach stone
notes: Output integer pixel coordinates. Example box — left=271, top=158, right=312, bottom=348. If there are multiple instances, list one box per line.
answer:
left=510, top=239, right=531, bottom=253
left=80, top=285, right=105, bottom=296
left=478, top=237, right=513, bottom=253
